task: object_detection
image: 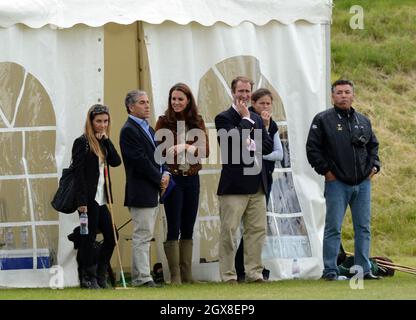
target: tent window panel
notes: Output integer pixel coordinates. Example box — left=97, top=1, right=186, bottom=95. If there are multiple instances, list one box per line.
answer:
left=263, top=236, right=283, bottom=260
left=0, top=62, right=25, bottom=123
left=216, top=56, right=261, bottom=93
left=198, top=219, right=220, bottom=263
left=197, top=68, right=232, bottom=123
left=26, top=130, right=57, bottom=174
left=268, top=172, right=301, bottom=214
left=34, top=224, right=58, bottom=267
left=0, top=132, right=24, bottom=175
left=198, top=173, right=220, bottom=218
left=0, top=226, right=32, bottom=250
left=278, top=236, right=312, bottom=258
left=0, top=226, right=17, bottom=249
left=14, top=73, right=55, bottom=127
left=266, top=215, right=279, bottom=237
left=263, top=235, right=312, bottom=259
left=0, top=179, right=30, bottom=222
left=30, top=178, right=58, bottom=221
left=277, top=217, right=308, bottom=236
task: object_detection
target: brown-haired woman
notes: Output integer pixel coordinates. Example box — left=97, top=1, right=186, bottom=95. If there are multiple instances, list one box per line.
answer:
left=72, top=104, right=121, bottom=289
left=235, top=88, right=284, bottom=281
left=250, top=88, right=283, bottom=202
left=155, top=83, right=209, bottom=284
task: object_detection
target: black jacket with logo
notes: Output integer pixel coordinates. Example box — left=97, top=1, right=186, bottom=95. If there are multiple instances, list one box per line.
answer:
left=306, top=106, right=380, bottom=185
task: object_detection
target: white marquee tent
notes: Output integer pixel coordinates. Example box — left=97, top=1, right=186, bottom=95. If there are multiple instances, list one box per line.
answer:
left=0, top=0, right=333, bottom=287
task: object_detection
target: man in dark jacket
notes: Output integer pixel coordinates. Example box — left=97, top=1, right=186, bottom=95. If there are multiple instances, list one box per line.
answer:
left=119, top=90, right=169, bottom=287
left=306, top=79, right=381, bottom=281
left=215, top=76, right=273, bottom=283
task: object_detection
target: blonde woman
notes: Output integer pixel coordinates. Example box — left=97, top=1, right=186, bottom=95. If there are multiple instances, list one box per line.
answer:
left=72, top=104, right=121, bottom=288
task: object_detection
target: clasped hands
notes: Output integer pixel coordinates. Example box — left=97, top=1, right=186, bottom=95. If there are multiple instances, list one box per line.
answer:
left=167, top=144, right=197, bottom=157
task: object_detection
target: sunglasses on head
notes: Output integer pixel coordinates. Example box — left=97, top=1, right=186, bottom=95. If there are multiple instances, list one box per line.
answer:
left=92, top=105, right=109, bottom=114
left=89, top=105, right=109, bottom=120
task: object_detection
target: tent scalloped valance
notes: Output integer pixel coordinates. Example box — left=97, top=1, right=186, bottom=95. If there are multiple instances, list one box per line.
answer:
left=0, top=0, right=333, bottom=28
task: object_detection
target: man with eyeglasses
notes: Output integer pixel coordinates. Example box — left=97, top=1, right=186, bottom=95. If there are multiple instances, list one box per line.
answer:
left=119, top=90, right=170, bottom=287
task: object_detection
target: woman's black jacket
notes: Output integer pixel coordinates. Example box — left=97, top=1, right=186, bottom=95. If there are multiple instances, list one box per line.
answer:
left=72, top=135, right=121, bottom=207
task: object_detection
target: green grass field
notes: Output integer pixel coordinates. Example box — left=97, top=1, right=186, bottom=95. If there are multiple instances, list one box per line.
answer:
left=2, top=257, right=415, bottom=300
left=2, top=271, right=415, bottom=300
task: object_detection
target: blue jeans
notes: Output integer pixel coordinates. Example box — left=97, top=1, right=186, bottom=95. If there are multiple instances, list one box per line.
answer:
left=323, top=179, right=372, bottom=276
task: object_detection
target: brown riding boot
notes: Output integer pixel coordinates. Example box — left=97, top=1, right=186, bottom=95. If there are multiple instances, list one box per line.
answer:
left=179, top=239, right=194, bottom=283
left=164, top=240, right=182, bottom=284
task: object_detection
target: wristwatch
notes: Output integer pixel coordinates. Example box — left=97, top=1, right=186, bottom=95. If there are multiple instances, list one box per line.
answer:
left=372, top=167, right=378, bottom=173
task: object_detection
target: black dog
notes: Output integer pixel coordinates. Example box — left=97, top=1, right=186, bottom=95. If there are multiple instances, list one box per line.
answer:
left=67, top=226, right=118, bottom=287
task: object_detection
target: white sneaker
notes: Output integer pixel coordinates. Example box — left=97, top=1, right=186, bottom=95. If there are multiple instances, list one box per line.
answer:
left=337, top=275, right=348, bottom=281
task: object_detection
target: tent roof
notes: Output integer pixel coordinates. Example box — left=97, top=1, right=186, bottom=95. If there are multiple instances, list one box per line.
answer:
left=0, top=0, right=333, bottom=29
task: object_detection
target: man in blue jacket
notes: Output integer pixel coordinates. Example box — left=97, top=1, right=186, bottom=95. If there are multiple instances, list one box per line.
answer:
left=306, top=79, right=381, bottom=281
left=120, top=90, right=169, bottom=287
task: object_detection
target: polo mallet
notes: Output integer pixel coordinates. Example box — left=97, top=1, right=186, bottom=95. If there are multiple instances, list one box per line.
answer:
left=104, top=163, right=127, bottom=289
left=345, top=250, right=416, bottom=276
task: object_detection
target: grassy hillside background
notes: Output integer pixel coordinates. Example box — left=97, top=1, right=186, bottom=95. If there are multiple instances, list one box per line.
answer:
left=331, top=0, right=416, bottom=257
